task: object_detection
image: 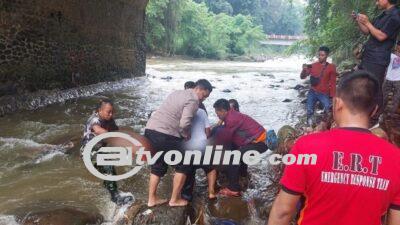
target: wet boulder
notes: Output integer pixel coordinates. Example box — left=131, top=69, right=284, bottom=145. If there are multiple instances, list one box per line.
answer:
left=282, top=99, right=292, bottom=103
left=206, top=198, right=249, bottom=223
left=260, top=73, right=275, bottom=79
left=292, top=84, right=305, bottom=90
left=19, top=208, right=103, bottom=225
left=133, top=204, right=189, bottom=225
left=160, top=76, right=173, bottom=81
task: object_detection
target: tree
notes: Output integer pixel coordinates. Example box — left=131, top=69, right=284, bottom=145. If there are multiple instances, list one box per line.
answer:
left=146, top=0, right=265, bottom=59
left=195, top=0, right=305, bottom=35
left=303, top=0, right=378, bottom=65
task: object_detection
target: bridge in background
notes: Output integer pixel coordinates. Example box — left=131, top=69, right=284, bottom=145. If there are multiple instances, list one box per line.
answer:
left=260, top=34, right=307, bottom=46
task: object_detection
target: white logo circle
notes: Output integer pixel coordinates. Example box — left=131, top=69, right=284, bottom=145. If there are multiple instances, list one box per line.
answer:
left=82, top=132, right=143, bottom=181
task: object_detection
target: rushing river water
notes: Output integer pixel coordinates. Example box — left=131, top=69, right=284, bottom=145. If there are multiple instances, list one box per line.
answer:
left=0, top=56, right=306, bottom=225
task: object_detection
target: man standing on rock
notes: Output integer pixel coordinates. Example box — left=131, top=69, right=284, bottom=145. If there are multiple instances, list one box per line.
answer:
left=268, top=71, right=400, bottom=225
left=300, top=46, right=338, bottom=126
left=352, top=0, right=400, bottom=126
left=145, top=79, right=213, bottom=207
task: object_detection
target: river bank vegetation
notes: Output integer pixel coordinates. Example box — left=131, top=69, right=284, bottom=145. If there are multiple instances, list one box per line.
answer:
left=145, top=0, right=305, bottom=59
left=302, top=0, right=395, bottom=67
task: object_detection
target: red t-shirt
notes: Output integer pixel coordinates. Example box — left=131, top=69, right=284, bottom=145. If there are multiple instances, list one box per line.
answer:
left=281, top=128, right=400, bottom=225
left=307, top=62, right=337, bottom=97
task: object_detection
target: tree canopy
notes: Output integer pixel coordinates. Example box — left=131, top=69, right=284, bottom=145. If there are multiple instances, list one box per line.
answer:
left=303, top=0, right=380, bottom=65
left=145, top=0, right=305, bottom=59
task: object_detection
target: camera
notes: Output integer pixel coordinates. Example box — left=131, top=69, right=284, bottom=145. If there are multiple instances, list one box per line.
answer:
left=352, top=10, right=359, bottom=18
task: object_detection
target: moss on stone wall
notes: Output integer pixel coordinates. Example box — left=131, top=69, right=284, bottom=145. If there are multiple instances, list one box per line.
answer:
left=0, top=0, right=148, bottom=96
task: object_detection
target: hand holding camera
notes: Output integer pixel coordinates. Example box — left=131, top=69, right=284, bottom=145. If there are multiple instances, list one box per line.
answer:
left=357, top=14, right=370, bottom=25
left=351, top=10, right=359, bottom=20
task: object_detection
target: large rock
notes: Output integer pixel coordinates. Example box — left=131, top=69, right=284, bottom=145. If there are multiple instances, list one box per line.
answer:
left=18, top=208, right=103, bottom=225
left=133, top=204, right=189, bottom=225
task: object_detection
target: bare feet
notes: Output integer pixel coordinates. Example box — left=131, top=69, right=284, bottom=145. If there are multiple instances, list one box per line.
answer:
left=147, top=198, right=168, bottom=207
left=169, top=198, right=188, bottom=207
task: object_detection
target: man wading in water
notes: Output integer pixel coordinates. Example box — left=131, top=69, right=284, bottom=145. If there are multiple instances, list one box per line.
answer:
left=81, top=99, right=133, bottom=205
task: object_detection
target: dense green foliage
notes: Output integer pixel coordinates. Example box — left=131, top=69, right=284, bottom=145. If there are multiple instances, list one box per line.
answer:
left=197, top=0, right=304, bottom=35
left=145, top=0, right=305, bottom=59
left=146, top=0, right=265, bottom=58
left=303, top=0, right=383, bottom=65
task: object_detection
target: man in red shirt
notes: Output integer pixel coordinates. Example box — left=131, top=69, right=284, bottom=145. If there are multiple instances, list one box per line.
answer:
left=213, top=99, right=267, bottom=196
left=268, top=70, right=400, bottom=225
left=301, top=46, right=338, bottom=126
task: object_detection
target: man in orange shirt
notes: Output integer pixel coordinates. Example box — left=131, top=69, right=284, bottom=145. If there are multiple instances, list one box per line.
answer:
left=301, top=46, right=338, bottom=126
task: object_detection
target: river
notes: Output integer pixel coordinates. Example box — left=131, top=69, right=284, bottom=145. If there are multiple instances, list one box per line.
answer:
left=0, top=56, right=306, bottom=225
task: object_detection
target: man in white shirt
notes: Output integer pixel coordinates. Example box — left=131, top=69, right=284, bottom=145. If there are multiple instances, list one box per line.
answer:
left=381, top=40, right=400, bottom=147
left=181, top=108, right=217, bottom=200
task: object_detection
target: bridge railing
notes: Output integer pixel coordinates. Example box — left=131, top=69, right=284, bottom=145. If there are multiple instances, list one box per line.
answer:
left=266, top=34, right=306, bottom=40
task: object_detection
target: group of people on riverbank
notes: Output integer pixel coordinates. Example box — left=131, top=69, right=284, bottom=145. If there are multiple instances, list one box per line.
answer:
left=268, top=1, right=400, bottom=225
left=301, top=0, right=400, bottom=148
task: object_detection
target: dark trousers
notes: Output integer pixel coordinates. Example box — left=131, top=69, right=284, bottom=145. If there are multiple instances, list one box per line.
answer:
left=81, top=143, right=118, bottom=193
left=359, top=61, right=387, bottom=87
left=225, top=142, right=267, bottom=192
left=359, top=61, right=387, bottom=125
left=97, top=164, right=118, bottom=192
left=144, top=129, right=191, bottom=177
left=181, top=163, right=214, bottom=201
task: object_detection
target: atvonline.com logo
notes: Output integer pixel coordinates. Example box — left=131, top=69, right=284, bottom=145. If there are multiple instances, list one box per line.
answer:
left=82, top=132, right=317, bottom=181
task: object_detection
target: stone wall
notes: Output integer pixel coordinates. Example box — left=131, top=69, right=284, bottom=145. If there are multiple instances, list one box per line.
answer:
left=0, top=0, right=148, bottom=96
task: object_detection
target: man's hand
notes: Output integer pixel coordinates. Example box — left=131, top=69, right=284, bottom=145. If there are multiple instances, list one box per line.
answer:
left=357, top=14, right=371, bottom=25
left=388, top=209, right=400, bottom=225
left=300, top=64, right=310, bottom=79
left=353, top=13, right=370, bottom=34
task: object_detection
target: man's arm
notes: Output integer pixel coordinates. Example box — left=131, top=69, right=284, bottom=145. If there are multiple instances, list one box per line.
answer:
left=365, top=23, right=388, bottom=42
left=92, top=125, right=108, bottom=135
left=388, top=209, right=400, bottom=225
left=179, top=98, right=199, bottom=138
left=267, top=190, right=301, bottom=225
left=356, top=19, right=370, bottom=34
left=358, top=14, right=388, bottom=41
